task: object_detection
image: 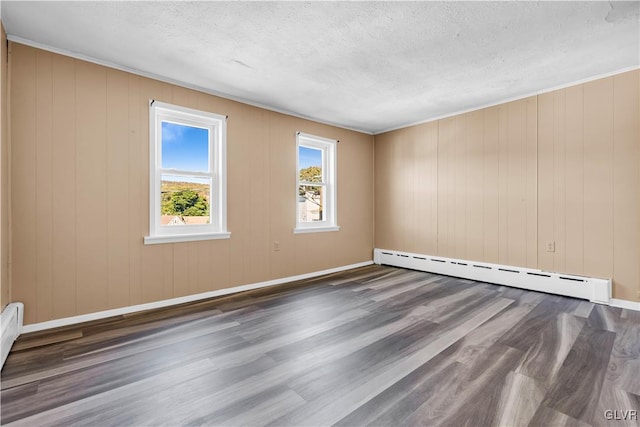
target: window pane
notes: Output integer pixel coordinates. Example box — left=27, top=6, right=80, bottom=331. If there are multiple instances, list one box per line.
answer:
left=298, top=146, right=322, bottom=183
left=298, top=184, right=324, bottom=223
left=161, top=175, right=211, bottom=226
left=162, top=122, right=209, bottom=172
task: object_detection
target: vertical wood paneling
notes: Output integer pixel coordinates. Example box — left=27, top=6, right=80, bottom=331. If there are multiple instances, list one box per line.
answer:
left=379, top=127, right=405, bottom=251
left=396, top=128, right=411, bottom=250
left=268, top=113, right=297, bottom=280
left=179, top=239, right=201, bottom=295
left=525, top=97, right=538, bottom=269
left=506, top=100, right=528, bottom=267
left=426, top=121, right=439, bottom=255
left=498, top=105, right=509, bottom=265
left=11, top=44, right=37, bottom=324
left=205, top=231, right=230, bottom=290
left=138, top=79, right=169, bottom=304
left=377, top=98, right=537, bottom=272
left=106, top=69, right=130, bottom=309
left=583, top=78, right=614, bottom=280
left=466, top=111, right=483, bottom=261
left=400, top=127, right=415, bottom=252
left=453, top=115, right=467, bottom=259
left=172, top=243, right=189, bottom=297
left=127, top=74, right=142, bottom=305
left=563, top=85, right=584, bottom=276
left=295, top=230, right=335, bottom=275
left=75, top=61, right=108, bottom=314
left=10, top=42, right=640, bottom=325
left=537, top=92, right=555, bottom=271
left=10, top=43, right=375, bottom=324
left=373, top=77, right=636, bottom=302
left=437, top=119, right=453, bottom=256
left=226, top=103, right=247, bottom=286
left=552, top=92, right=565, bottom=272
left=387, top=130, right=405, bottom=250
left=163, top=245, right=173, bottom=299
left=612, top=71, right=639, bottom=301
left=0, top=25, right=9, bottom=309
left=139, top=220, right=163, bottom=300
left=413, top=121, right=438, bottom=255
left=374, top=133, right=395, bottom=249
left=197, top=241, right=211, bottom=294
left=339, top=130, right=374, bottom=265
left=35, top=51, right=53, bottom=321
left=535, top=71, right=638, bottom=300
left=482, top=107, right=500, bottom=263
left=540, top=91, right=570, bottom=274
left=51, top=55, right=77, bottom=319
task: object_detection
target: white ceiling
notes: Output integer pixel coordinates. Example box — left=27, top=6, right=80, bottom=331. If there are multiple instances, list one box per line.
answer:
left=2, top=1, right=639, bottom=134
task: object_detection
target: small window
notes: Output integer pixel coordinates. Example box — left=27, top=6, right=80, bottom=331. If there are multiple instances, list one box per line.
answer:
left=144, top=101, right=230, bottom=244
left=295, top=132, right=339, bottom=233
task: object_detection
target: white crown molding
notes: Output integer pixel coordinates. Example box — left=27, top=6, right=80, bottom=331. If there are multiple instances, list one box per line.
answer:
left=6, top=35, right=374, bottom=136
left=374, top=65, right=640, bottom=135
left=7, top=36, right=638, bottom=137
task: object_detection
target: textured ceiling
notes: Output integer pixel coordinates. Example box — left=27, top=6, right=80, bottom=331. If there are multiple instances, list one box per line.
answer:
left=2, top=1, right=639, bottom=134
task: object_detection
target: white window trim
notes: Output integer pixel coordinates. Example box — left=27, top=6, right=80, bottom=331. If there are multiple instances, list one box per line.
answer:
left=144, top=100, right=229, bottom=245
left=294, top=132, right=339, bottom=234
left=293, top=226, right=340, bottom=234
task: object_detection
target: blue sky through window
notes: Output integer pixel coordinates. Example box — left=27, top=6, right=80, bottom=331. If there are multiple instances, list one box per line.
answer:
left=162, top=122, right=209, bottom=172
left=299, top=146, right=322, bottom=170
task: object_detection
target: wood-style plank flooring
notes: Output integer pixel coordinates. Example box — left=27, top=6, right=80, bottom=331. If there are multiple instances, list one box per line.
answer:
left=2, top=265, right=639, bottom=426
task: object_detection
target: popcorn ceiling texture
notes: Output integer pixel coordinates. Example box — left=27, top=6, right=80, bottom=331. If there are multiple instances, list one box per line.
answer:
left=3, top=1, right=639, bottom=133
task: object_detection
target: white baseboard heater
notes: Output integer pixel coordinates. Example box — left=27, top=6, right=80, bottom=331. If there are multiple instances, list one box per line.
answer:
left=374, top=248, right=611, bottom=304
left=1, top=302, right=24, bottom=370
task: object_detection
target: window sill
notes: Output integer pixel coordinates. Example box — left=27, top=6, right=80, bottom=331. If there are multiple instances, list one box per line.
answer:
left=144, top=232, right=231, bottom=245
left=293, top=226, right=340, bottom=234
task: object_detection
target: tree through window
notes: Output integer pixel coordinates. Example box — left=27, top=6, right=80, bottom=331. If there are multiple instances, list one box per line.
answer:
left=295, top=132, right=339, bottom=233
left=145, top=101, right=230, bottom=244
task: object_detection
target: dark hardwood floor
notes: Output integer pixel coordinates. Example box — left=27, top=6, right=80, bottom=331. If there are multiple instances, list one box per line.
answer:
left=1, top=265, right=639, bottom=426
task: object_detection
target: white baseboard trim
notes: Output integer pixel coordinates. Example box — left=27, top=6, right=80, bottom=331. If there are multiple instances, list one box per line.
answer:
left=21, top=260, right=374, bottom=334
left=1, top=303, right=24, bottom=369
left=609, top=298, right=640, bottom=312
left=374, top=248, right=611, bottom=304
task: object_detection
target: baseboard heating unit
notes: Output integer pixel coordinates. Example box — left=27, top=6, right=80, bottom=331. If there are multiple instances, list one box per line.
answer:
left=374, top=248, right=611, bottom=304
left=1, top=302, right=24, bottom=369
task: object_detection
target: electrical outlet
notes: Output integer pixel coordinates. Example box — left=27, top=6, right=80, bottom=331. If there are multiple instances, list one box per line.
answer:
left=274, top=241, right=280, bottom=252
left=546, top=241, right=555, bottom=253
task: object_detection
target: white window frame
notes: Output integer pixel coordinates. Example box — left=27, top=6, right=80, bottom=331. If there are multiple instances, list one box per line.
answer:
left=294, top=132, right=339, bottom=234
left=144, top=100, right=230, bottom=244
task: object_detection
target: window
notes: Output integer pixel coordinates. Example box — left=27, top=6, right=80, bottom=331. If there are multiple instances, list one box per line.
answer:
left=295, top=132, right=339, bottom=233
left=144, top=101, right=229, bottom=244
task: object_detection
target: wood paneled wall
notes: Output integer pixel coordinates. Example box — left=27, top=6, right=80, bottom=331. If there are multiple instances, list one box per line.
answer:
left=537, top=72, right=640, bottom=302
left=9, top=43, right=374, bottom=324
left=1, top=24, right=9, bottom=310
left=375, top=70, right=640, bottom=302
left=376, top=97, right=538, bottom=267
left=7, top=40, right=639, bottom=324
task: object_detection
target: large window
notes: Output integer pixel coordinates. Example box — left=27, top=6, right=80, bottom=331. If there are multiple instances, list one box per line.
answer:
left=144, top=101, right=229, bottom=244
left=295, top=132, right=339, bottom=233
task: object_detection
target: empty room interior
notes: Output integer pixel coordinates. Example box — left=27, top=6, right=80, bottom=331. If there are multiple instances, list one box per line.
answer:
left=1, top=1, right=639, bottom=426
